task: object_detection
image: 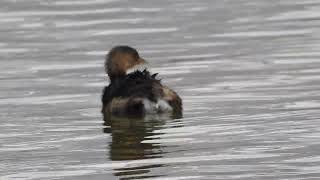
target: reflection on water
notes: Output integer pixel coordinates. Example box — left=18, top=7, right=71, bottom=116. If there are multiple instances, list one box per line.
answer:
left=2, top=0, right=320, bottom=179
left=113, top=165, right=164, bottom=180
left=103, top=115, right=181, bottom=179
left=104, top=116, right=166, bottom=161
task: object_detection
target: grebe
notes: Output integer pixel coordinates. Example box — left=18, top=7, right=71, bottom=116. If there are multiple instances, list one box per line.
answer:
left=101, top=46, right=182, bottom=117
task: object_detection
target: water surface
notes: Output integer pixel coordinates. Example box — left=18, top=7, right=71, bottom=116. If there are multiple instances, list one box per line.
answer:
left=1, top=0, right=320, bottom=179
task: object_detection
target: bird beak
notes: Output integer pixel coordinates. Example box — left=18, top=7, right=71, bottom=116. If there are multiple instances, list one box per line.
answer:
left=138, top=57, right=147, bottom=64
left=127, top=58, right=149, bottom=74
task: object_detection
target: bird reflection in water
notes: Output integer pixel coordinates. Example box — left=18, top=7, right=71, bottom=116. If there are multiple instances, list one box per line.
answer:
left=103, top=114, right=182, bottom=179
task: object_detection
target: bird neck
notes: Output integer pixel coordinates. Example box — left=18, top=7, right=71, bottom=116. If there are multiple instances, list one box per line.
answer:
left=109, top=73, right=126, bottom=84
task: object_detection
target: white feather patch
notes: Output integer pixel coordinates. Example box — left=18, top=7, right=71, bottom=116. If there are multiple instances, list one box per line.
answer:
left=143, top=98, right=172, bottom=114
left=126, top=64, right=149, bottom=74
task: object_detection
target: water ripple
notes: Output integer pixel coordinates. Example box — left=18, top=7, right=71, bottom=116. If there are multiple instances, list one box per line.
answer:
left=1, top=0, right=320, bottom=179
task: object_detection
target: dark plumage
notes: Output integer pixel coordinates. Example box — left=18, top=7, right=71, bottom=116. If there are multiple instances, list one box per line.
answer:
left=102, top=70, right=161, bottom=107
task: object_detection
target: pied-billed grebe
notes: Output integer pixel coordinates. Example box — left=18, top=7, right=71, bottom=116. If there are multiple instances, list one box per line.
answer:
left=101, top=46, right=182, bottom=117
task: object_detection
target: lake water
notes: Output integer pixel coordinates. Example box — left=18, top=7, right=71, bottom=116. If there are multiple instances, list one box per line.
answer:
left=1, top=0, right=320, bottom=179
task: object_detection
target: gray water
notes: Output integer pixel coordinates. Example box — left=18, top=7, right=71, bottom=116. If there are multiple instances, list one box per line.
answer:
left=1, top=0, right=320, bottom=179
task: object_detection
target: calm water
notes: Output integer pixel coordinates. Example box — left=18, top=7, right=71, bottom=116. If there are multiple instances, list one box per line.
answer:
left=1, top=0, right=320, bottom=179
